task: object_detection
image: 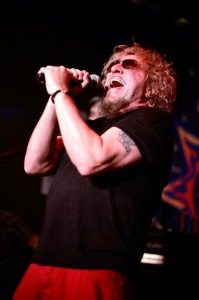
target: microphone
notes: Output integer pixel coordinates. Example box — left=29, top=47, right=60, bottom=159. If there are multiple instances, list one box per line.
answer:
left=36, top=73, right=101, bottom=89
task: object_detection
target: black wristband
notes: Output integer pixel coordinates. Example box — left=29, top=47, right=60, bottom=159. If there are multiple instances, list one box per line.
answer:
left=51, top=90, right=73, bottom=103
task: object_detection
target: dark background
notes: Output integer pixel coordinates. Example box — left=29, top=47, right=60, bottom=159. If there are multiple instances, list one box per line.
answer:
left=0, top=1, right=199, bottom=298
left=1, top=0, right=199, bottom=228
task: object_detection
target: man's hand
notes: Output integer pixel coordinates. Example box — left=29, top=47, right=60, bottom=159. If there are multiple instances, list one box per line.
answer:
left=37, top=66, right=91, bottom=97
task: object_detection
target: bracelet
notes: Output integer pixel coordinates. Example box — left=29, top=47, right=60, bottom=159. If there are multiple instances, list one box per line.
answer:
left=51, top=90, right=73, bottom=103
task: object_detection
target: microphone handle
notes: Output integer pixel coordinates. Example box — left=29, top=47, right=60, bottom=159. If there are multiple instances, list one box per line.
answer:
left=36, top=73, right=84, bottom=86
left=36, top=73, right=101, bottom=88
left=36, top=73, right=45, bottom=83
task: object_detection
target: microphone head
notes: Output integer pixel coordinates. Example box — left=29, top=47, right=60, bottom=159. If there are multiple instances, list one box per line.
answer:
left=90, top=74, right=101, bottom=89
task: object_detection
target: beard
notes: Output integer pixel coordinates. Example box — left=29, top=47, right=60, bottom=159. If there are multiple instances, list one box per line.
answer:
left=98, top=98, right=130, bottom=118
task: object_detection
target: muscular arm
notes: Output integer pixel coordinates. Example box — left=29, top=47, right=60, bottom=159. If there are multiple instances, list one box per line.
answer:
left=54, top=92, right=142, bottom=175
left=24, top=99, right=64, bottom=175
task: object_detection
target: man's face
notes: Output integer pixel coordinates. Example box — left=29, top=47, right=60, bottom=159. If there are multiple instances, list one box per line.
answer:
left=101, top=54, right=147, bottom=117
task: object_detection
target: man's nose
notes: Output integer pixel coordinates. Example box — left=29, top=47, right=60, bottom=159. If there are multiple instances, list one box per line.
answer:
left=111, top=62, right=123, bottom=73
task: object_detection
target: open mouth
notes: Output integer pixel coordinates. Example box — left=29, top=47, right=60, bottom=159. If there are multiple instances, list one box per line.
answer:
left=110, top=79, right=124, bottom=89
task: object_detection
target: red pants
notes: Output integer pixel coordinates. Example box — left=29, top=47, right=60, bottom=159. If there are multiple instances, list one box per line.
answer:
left=12, top=263, right=132, bottom=300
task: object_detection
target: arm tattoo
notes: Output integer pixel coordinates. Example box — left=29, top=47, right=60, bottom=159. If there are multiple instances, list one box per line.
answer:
left=117, top=131, right=135, bottom=153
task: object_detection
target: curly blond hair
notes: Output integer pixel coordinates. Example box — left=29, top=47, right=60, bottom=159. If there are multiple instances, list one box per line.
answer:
left=101, top=43, right=177, bottom=113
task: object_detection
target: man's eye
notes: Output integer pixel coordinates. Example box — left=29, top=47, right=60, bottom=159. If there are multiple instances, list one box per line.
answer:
left=123, top=59, right=138, bottom=69
left=107, top=59, right=139, bottom=72
left=107, top=61, right=119, bottom=72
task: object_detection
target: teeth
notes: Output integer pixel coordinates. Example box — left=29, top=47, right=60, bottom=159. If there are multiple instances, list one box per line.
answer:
left=110, top=78, right=124, bottom=88
left=111, top=79, right=123, bottom=85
